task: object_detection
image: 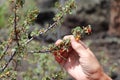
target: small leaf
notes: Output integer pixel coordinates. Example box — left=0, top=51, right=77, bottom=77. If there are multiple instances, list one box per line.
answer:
left=16, top=0, right=25, bottom=7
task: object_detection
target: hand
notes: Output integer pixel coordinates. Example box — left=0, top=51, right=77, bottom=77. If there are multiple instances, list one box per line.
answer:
left=54, top=35, right=111, bottom=80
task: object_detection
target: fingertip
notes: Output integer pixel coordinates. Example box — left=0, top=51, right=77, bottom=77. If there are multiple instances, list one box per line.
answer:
left=55, top=39, right=62, bottom=46
left=70, top=36, right=80, bottom=48
left=63, top=35, right=73, bottom=40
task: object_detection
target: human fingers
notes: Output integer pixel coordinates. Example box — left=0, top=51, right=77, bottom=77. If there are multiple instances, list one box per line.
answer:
left=70, top=36, right=92, bottom=57
left=54, top=39, right=69, bottom=65
left=63, top=35, right=88, bottom=55
left=63, top=35, right=89, bottom=57
left=53, top=49, right=69, bottom=67
left=63, top=35, right=93, bottom=57
left=79, top=40, right=96, bottom=57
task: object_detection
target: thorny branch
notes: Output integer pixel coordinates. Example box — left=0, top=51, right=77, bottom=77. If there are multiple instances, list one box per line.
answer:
left=14, top=5, right=20, bottom=47
left=1, top=50, right=16, bottom=72
left=0, top=45, right=9, bottom=61
left=25, top=21, right=63, bottom=53
left=0, top=4, right=19, bottom=73
left=28, top=50, right=52, bottom=54
left=25, top=22, right=57, bottom=44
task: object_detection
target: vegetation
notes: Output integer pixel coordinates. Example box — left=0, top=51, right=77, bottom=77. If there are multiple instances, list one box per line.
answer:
left=1, top=0, right=119, bottom=80
left=0, top=0, right=84, bottom=79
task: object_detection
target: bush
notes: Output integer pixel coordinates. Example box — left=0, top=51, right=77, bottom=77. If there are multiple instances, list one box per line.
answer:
left=0, top=0, right=78, bottom=79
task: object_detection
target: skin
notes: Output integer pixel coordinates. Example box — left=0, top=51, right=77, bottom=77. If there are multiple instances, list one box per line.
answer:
left=54, top=35, right=112, bottom=80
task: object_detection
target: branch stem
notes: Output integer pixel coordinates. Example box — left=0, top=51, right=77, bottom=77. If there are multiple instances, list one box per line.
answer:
left=0, top=3, right=19, bottom=73
left=14, top=4, right=19, bottom=46
left=25, top=22, right=57, bottom=44
left=1, top=50, right=16, bottom=72
left=0, top=45, right=9, bottom=61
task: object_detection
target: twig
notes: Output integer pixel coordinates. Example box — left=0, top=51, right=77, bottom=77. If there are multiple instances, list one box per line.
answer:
left=0, top=50, right=16, bottom=73
left=25, top=22, right=57, bottom=44
left=14, top=4, right=19, bottom=46
left=28, top=50, right=51, bottom=54
left=0, top=3, right=19, bottom=73
left=25, top=37, right=33, bottom=44
left=40, top=22, right=57, bottom=35
left=0, top=45, right=9, bottom=61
